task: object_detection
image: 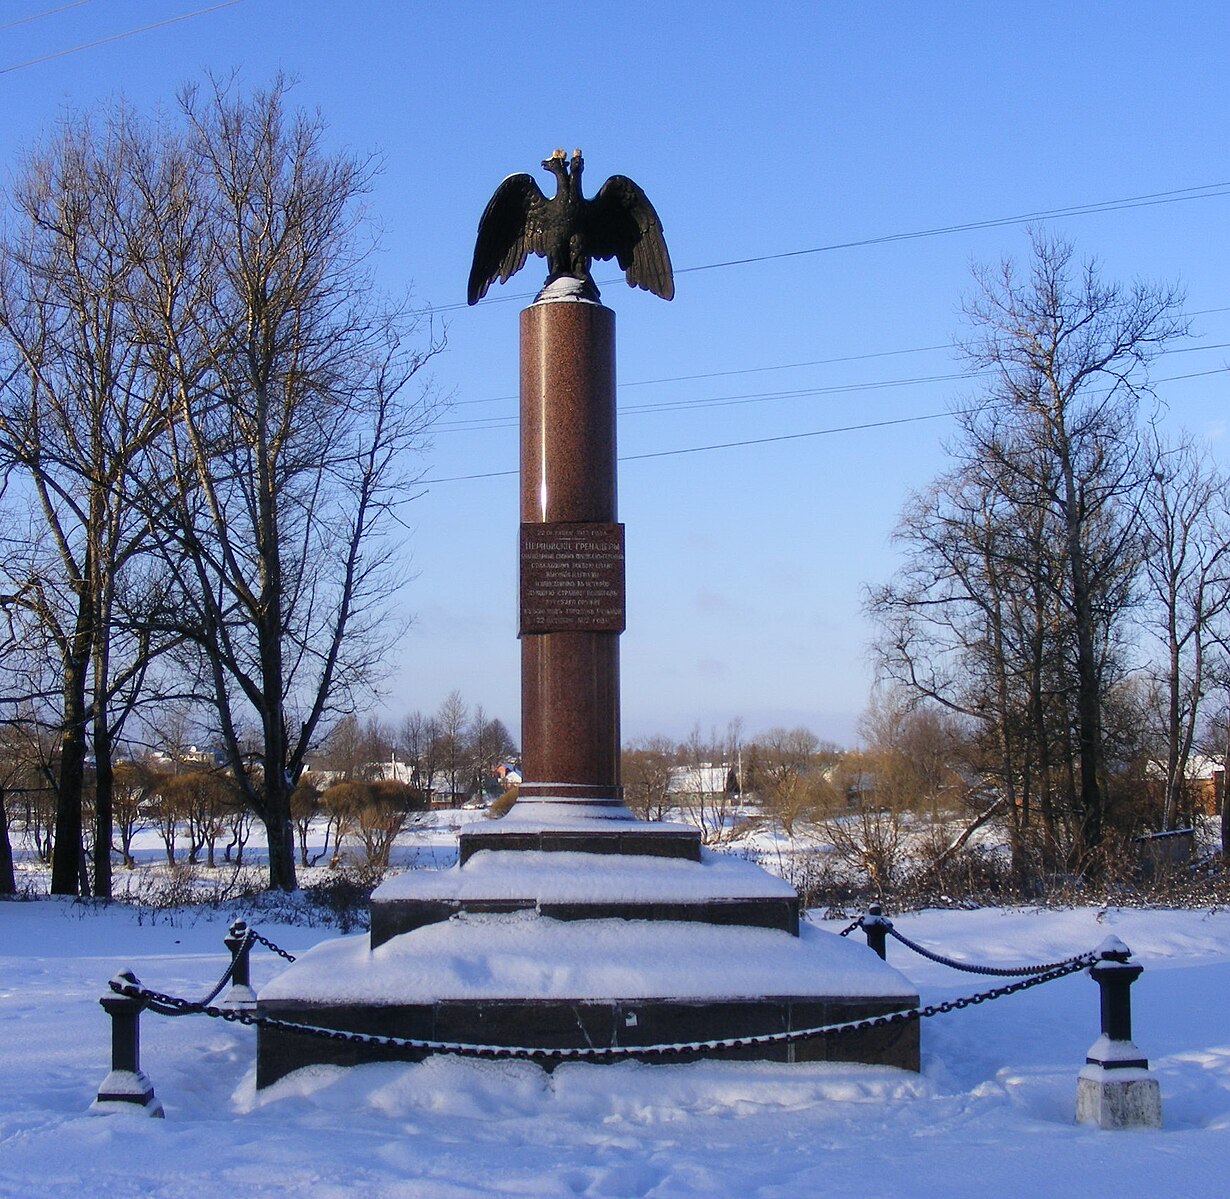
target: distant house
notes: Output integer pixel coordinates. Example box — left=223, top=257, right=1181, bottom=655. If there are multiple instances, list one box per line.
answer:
left=299, top=764, right=345, bottom=789
left=668, top=764, right=736, bottom=798
left=146, top=745, right=226, bottom=769
left=1145, top=754, right=1225, bottom=816
left=368, top=755, right=416, bottom=785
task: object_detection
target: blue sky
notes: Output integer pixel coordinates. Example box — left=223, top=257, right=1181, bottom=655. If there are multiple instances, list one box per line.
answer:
left=3, top=1, right=1228, bottom=745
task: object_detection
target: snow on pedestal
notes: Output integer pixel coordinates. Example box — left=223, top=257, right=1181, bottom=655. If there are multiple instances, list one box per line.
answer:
left=259, top=915, right=913, bottom=1007
left=253, top=831, right=921, bottom=1087
left=372, top=848, right=796, bottom=907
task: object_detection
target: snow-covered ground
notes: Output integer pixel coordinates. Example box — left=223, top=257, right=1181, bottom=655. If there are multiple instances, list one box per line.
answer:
left=2, top=894, right=1228, bottom=1198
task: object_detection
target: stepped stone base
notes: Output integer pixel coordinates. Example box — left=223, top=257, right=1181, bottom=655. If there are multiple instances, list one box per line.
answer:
left=255, top=809, right=921, bottom=1087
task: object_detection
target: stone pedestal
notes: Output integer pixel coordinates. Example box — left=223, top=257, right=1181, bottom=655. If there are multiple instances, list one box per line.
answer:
left=257, top=876, right=919, bottom=1087
left=252, top=279, right=921, bottom=1087
left=1076, top=1065, right=1162, bottom=1130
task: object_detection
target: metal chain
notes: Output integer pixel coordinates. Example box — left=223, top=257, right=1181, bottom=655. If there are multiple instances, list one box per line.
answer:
left=908, top=955, right=1094, bottom=1014
left=145, top=929, right=255, bottom=1017
left=836, top=917, right=863, bottom=938
left=884, top=925, right=1095, bottom=977
left=110, top=955, right=1091, bottom=1063
left=195, top=929, right=254, bottom=1008
left=249, top=929, right=296, bottom=962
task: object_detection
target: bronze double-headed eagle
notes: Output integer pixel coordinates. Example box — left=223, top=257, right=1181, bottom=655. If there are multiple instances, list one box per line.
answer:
left=467, top=148, right=673, bottom=305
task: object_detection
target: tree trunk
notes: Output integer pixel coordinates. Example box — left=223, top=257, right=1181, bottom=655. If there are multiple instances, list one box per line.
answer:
left=50, top=657, right=89, bottom=895
left=264, top=806, right=297, bottom=891
left=0, top=789, right=16, bottom=895
left=92, top=711, right=113, bottom=899
left=1222, top=701, right=1230, bottom=865
left=1073, top=602, right=1104, bottom=857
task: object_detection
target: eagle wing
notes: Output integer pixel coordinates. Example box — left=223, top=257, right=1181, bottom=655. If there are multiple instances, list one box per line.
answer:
left=586, top=175, right=674, bottom=301
left=467, top=173, right=550, bottom=305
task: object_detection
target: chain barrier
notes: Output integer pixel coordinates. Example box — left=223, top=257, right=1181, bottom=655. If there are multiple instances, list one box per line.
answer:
left=145, top=929, right=252, bottom=1017
left=883, top=924, right=1095, bottom=977
left=249, top=929, right=297, bottom=962
left=195, top=930, right=252, bottom=1008
left=109, top=951, right=1092, bottom=1063
left=836, top=917, right=863, bottom=938
left=139, top=926, right=292, bottom=1018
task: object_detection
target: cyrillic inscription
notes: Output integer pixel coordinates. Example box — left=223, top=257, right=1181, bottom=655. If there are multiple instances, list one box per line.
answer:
left=520, top=522, right=625, bottom=634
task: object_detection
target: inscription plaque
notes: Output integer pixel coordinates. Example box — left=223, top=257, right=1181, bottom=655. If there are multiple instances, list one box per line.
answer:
left=520, top=522, right=625, bottom=634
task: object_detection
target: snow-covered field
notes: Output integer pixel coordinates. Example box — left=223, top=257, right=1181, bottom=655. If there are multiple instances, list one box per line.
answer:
left=2, top=894, right=1228, bottom=1198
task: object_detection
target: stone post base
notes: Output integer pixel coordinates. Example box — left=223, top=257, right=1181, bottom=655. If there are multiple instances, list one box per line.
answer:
left=90, top=1069, right=165, bottom=1118
left=1076, top=1064, right=1161, bottom=1129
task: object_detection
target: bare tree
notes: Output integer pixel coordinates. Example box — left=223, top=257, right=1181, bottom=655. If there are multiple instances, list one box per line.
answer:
left=398, top=709, right=441, bottom=803
left=0, top=787, right=13, bottom=894
left=745, top=726, right=834, bottom=838
left=289, top=778, right=325, bottom=867
left=871, top=231, right=1185, bottom=874
left=433, top=691, right=470, bottom=804
left=111, top=759, right=155, bottom=869
left=467, top=706, right=516, bottom=798
left=622, top=735, right=677, bottom=822
left=318, top=713, right=395, bottom=781
left=1140, top=433, right=1230, bottom=828
left=669, top=724, right=746, bottom=843
left=154, top=766, right=237, bottom=868
left=324, top=778, right=427, bottom=873
left=0, top=708, right=59, bottom=869
left=825, top=693, right=978, bottom=893
left=134, top=77, right=440, bottom=890
left=0, top=107, right=180, bottom=895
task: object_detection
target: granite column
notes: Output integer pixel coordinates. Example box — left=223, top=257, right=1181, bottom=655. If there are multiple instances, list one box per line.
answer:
left=518, top=288, right=627, bottom=811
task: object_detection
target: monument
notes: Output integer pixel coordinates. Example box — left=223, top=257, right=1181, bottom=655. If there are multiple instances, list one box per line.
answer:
left=254, top=151, right=918, bottom=1085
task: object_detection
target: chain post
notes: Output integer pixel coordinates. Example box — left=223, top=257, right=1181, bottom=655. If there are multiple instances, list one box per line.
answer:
left=1076, top=936, right=1161, bottom=1129
left=1089, top=938, right=1145, bottom=1053
left=861, top=902, right=890, bottom=961
left=90, top=970, right=164, bottom=1117
left=221, top=921, right=258, bottom=1010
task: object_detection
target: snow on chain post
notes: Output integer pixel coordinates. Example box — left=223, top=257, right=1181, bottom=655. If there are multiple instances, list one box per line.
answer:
left=861, top=903, right=890, bottom=961
left=222, top=921, right=258, bottom=1010
left=90, top=971, right=164, bottom=1118
left=1075, top=936, right=1162, bottom=1130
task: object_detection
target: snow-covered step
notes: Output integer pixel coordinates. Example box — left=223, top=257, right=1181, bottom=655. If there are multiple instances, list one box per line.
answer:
left=255, top=916, right=920, bottom=1087
left=370, top=849, right=799, bottom=945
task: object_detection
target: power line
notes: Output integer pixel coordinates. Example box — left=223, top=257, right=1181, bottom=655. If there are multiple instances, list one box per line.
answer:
left=674, top=182, right=1230, bottom=277
left=0, top=0, right=94, bottom=33
left=434, top=370, right=981, bottom=434
left=428, top=182, right=1230, bottom=316
left=452, top=343, right=955, bottom=408
left=418, top=365, right=1230, bottom=485
left=621, top=410, right=955, bottom=463
left=621, top=366, right=1230, bottom=464
left=455, top=309, right=1230, bottom=413
left=0, top=0, right=244, bottom=74
left=435, top=339, right=1230, bottom=434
